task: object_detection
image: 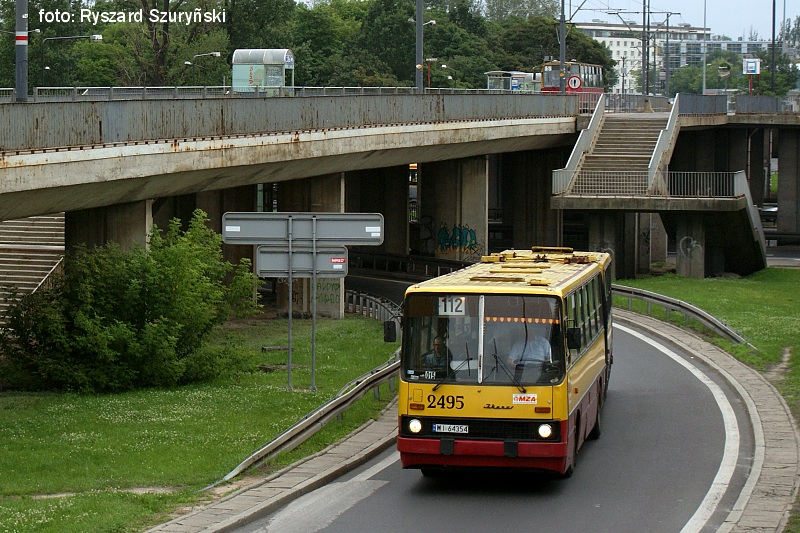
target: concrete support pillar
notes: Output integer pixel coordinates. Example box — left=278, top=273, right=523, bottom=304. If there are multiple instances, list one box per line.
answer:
left=727, top=129, right=748, bottom=173
left=649, top=214, right=668, bottom=263
left=197, top=185, right=257, bottom=268
left=345, top=166, right=408, bottom=256
left=276, top=174, right=346, bottom=318
left=636, top=213, right=651, bottom=274
left=588, top=211, right=621, bottom=280
left=65, top=199, right=153, bottom=251
left=501, top=149, right=563, bottom=250
left=748, top=128, right=767, bottom=206
left=670, top=130, right=716, bottom=172
left=420, top=157, right=489, bottom=261
left=675, top=214, right=706, bottom=278
left=777, top=129, right=800, bottom=234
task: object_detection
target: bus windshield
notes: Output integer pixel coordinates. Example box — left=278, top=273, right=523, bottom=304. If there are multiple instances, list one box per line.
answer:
left=401, top=293, right=565, bottom=386
left=542, top=67, right=561, bottom=88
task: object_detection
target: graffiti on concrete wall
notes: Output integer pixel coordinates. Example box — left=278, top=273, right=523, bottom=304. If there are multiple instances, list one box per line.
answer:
left=418, top=215, right=436, bottom=255
left=679, top=236, right=703, bottom=260
left=315, top=280, right=341, bottom=305
left=437, top=222, right=482, bottom=256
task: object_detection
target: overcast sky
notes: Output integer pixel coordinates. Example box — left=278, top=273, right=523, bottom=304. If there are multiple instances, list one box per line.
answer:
left=569, top=0, right=791, bottom=41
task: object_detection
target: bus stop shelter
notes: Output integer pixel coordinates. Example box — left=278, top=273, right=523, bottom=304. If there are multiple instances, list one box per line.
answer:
left=232, top=48, right=295, bottom=95
left=485, top=70, right=538, bottom=92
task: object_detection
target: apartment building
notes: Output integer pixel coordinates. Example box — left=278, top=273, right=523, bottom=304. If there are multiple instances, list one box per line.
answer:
left=574, top=19, right=775, bottom=94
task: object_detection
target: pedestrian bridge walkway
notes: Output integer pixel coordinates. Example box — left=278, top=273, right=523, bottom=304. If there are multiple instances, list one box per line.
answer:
left=552, top=94, right=766, bottom=278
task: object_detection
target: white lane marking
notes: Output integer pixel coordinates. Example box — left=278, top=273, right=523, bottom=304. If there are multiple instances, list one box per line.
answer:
left=258, top=451, right=399, bottom=533
left=616, top=324, right=740, bottom=533
left=353, top=450, right=400, bottom=482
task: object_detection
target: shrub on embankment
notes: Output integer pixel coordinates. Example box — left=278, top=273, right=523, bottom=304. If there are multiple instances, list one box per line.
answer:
left=0, top=210, right=261, bottom=393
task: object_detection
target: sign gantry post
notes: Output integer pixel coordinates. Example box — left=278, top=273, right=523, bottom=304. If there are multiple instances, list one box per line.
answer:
left=222, top=212, right=384, bottom=390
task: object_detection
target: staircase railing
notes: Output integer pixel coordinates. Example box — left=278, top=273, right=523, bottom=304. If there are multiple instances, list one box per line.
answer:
left=648, top=93, right=681, bottom=194
left=734, top=170, right=767, bottom=264
left=552, top=93, right=606, bottom=195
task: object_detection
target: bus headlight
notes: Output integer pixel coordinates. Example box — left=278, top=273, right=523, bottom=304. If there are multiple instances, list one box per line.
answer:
left=538, top=424, right=553, bottom=439
left=408, top=419, right=422, bottom=434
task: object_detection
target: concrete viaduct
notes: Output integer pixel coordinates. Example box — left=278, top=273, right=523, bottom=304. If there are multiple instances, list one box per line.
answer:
left=1, top=93, right=798, bottom=310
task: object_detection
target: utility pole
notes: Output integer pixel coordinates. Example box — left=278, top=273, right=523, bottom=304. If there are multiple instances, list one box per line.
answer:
left=642, top=0, right=648, bottom=95
left=415, top=0, right=423, bottom=93
left=15, top=0, right=29, bottom=102
left=559, top=0, right=566, bottom=94
left=771, top=0, right=776, bottom=92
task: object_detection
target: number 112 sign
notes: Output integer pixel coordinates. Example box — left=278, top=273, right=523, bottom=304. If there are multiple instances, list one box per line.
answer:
left=438, top=295, right=465, bottom=316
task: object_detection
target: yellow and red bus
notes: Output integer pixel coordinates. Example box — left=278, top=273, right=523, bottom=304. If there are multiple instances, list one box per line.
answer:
left=397, top=246, right=612, bottom=477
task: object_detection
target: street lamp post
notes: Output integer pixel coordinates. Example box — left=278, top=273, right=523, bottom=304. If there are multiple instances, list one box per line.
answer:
left=2, top=27, right=39, bottom=99
left=410, top=12, right=435, bottom=93
left=190, top=51, right=221, bottom=86
left=425, top=57, right=438, bottom=88
left=41, top=34, right=102, bottom=88
left=442, top=64, right=456, bottom=88
left=658, top=11, right=679, bottom=98
left=701, top=0, right=707, bottom=95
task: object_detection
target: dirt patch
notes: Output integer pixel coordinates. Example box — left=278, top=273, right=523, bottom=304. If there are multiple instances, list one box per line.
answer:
left=764, top=347, right=792, bottom=383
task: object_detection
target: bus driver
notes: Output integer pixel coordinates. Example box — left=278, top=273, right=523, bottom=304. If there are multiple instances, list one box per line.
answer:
left=423, top=336, right=451, bottom=369
left=508, top=335, right=551, bottom=366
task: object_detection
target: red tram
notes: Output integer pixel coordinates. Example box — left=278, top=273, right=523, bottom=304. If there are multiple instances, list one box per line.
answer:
left=540, top=61, right=604, bottom=112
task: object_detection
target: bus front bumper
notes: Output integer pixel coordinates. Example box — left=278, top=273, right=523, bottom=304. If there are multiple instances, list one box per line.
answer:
left=397, top=436, right=569, bottom=473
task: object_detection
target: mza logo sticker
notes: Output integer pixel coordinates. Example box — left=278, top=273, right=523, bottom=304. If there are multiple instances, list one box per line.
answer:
left=512, top=393, right=537, bottom=404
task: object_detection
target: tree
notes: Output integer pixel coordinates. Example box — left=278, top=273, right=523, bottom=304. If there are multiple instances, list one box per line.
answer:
left=482, top=0, right=558, bottom=23
left=354, top=0, right=415, bottom=83
left=0, top=210, right=261, bottom=393
left=225, top=0, right=295, bottom=51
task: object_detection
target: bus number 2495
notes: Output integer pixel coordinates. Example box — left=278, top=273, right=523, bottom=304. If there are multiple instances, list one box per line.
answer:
left=427, top=394, right=464, bottom=409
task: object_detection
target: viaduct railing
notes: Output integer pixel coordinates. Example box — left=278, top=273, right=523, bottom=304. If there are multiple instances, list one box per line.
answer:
left=0, top=92, right=577, bottom=153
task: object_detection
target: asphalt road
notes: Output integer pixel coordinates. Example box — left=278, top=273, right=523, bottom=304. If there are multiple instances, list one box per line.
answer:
left=239, top=324, right=754, bottom=533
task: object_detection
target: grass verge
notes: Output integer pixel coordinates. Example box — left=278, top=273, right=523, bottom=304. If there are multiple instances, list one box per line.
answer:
left=614, top=267, right=800, bottom=531
left=0, top=314, right=400, bottom=532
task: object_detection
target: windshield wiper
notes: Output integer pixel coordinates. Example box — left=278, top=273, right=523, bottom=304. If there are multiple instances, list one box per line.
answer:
left=490, top=338, right=527, bottom=393
left=433, top=343, right=472, bottom=391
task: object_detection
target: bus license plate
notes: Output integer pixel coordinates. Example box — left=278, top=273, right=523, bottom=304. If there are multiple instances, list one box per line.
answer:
left=433, top=424, right=468, bottom=434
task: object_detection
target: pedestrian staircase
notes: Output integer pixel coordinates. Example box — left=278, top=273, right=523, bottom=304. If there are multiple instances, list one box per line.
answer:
left=0, top=214, right=65, bottom=320
left=570, top=114, right=669, bottom=195
left=552, top=95, right=766, bottom=278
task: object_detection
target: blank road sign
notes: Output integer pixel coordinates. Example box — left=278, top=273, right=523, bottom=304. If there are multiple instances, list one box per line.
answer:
left=222, top=212, right=384, bottom=246
left=256, top=246, right=349, bottom=278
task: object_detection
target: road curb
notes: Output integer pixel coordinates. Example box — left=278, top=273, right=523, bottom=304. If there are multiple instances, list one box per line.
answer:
left=146, top=400, right=398, bottom=533
left=616, top=309, right=800, bottom=531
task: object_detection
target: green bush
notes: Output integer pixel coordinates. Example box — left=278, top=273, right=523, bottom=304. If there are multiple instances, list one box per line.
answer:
left=0, top=210, right=262, bottom=393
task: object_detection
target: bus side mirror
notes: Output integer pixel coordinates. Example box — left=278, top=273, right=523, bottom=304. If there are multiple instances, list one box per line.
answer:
left=384, top=320, right=398, bottom=343
left=566, top=327, right=582, bottom=350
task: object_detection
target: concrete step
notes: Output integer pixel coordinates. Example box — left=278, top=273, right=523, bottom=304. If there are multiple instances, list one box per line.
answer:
left=0, top=214, right=65, bottom=325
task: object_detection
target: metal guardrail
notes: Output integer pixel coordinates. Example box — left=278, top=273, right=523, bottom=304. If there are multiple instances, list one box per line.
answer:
left=210, top=290, right=400, bottom=487
left=4, top=85, right=557, bottom=102
left=611, top=284, right=751, bottom=346
left=347, top=251, right=751, bottom=347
